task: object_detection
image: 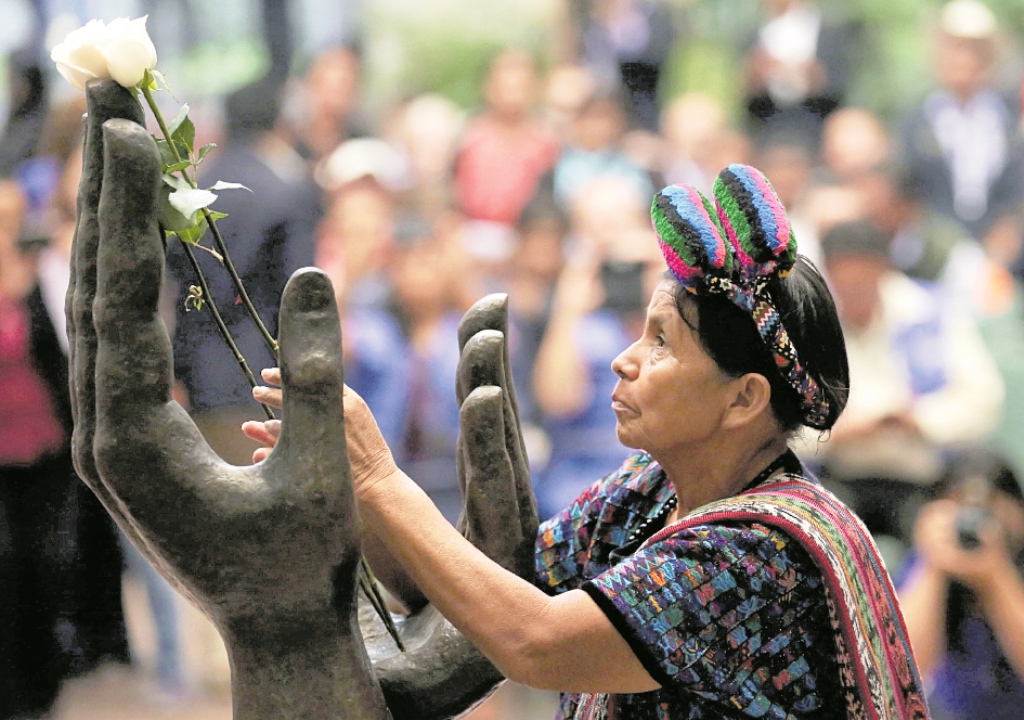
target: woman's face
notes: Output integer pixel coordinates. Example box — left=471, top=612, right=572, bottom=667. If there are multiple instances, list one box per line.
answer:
left=610, top=280, right=735, bottom=455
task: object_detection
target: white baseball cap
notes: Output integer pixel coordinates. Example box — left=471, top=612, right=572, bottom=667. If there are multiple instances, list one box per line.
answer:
left=940, top=0, right=998, bottom=40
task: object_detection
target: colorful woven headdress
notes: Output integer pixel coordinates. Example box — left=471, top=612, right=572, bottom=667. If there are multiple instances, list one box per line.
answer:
left=651, top=164, right=830, bottom=429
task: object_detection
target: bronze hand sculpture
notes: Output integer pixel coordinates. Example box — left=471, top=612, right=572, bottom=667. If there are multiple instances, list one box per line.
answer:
left=67, top=79, right=537, bottom=720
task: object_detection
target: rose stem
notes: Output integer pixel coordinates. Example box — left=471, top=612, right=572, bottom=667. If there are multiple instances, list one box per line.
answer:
left=144, top=83, right=403, bottom=651
left=179, top=237, right=276, bottom=420
left=141, top=84, right=279, bottom=359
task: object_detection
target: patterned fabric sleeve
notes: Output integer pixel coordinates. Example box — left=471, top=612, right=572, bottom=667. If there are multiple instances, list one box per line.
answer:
left=535, top=475, right=612, bottom=594
left=535, top=453, right=661, bottom=595
left=581, top=522, right=837, bottom=716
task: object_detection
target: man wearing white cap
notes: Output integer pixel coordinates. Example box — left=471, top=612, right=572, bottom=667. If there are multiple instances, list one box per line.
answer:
left=898, top=0, right=1024, bottom=272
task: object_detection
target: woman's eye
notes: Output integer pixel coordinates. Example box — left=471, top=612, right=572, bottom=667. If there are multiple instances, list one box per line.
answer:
left=655, top=334, right=666, bottom=348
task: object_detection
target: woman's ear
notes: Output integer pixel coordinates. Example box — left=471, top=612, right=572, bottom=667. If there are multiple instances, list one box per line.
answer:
left=722, top=373, right=772, bottom=430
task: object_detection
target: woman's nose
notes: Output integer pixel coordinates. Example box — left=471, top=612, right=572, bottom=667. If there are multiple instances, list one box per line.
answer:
left=611, top=343, right=639, bottom=380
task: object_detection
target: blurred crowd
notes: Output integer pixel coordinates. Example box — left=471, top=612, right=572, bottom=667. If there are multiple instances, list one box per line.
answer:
left=4, top=0, right=1024, bottom=718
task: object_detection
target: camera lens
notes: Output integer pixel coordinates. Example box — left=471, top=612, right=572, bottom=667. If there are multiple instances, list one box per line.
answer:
left=955, top=506, right=990, bottom=549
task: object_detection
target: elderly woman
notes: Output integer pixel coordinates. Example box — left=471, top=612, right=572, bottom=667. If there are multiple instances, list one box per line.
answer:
left=245, top=165, right=930, bottom=719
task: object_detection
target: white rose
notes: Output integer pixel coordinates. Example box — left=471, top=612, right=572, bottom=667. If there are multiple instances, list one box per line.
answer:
left=99, top=16, right=158, bottom=89
left=50, top=19, right=110, bottom=91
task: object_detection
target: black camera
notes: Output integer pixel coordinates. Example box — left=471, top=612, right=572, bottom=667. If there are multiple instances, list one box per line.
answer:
left=600, top=260, right=646, bottom=313
left=955, top=506, right=993, bottom=549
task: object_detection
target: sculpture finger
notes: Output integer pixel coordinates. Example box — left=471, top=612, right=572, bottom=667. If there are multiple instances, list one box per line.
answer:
left=457, top=324, right=537, bottom=547
left=68, top=79, right=144, bottom=503
left=92, top=119, right=224, bottom=553
left=454, top=329, right=506, bottom=519
left=365, top=602, right=502, bottom=720
left=263, top=269, right=357, bottom=567
left=461, top=386, right=530, bottom=572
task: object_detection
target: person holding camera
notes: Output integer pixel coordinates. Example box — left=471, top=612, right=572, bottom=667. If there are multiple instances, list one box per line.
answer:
left=530, top=174, right=663, bottom=518
left=898, top=453, right=1024, bottom=719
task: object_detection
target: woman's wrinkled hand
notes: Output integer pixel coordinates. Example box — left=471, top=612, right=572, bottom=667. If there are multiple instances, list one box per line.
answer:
left=246, top=368, right=399, bottom=497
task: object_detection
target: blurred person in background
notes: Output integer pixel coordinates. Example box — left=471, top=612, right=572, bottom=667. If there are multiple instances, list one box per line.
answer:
left=658, top=92, right=728, bottom=194
left=898, top=0, right=1024, bottom=274
left=531, top=174, right=662, bottom=519
left=315, top=144, right=404, bottom=312
left=577, top=0, right=675, bottom=132
left=314, top=193, right=409, bottom=453
left=453, top=49, right=558, bottom=265
left=0, top=47, right=48, bottom=179
left=382, top=93, right=465, bottom=216
left=0, top=179, right=70, bottom=719
left=503, top=195, right=571, bottom=435
left=549, top=89, right=654, bottom=213
left=858, top=163, right=1017, bottom=322
left=812, top=220, right=1003, bottom=559
left=167, top=75, right=319, bottom=466
left=742, top=0, right=856, bottom=148
left=541, top=62, right=596, bottom=147
left=800, top=179, right=868, bottom=253
left=21, top=96, right=132, bottom=684
left=898, top=451, right=1024, bottom=719
left=817, top=107, right=892, bottom=185
left=754, top=136, right=821, bottom=265
left=283, top=44, right=371, bottom=167
left=386, top=215, right=474, bottom=524
left=859, top=164, right=968, bottom=285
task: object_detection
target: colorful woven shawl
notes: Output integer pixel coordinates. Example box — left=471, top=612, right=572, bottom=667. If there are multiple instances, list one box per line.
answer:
left=639, top=474, right=931, bottom=720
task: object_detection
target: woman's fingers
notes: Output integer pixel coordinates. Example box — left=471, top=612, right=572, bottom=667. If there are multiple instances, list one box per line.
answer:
left=252, top=385, right=283, bottom=408
left=241, top=419, right=281, bottom=447
left=242, top=420, right=280, bottom=464
left=251, top=368, right=283, bottom=408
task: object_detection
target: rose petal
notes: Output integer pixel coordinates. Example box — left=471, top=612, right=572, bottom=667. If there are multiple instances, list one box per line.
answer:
left=99, top=16, right=157, bottom=88
left=52, top=58, right=101, bottom=91
left=102, top=36, right=157, bottom=88
left=50, top=18, right=111, bottom=89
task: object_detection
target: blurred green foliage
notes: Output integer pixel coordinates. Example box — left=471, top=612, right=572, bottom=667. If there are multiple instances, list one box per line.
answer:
left=356, top=0, right=1021, bottom=129
left=363, top=0, right=553, bottom=112
left=662, top=0, right=1021, bottom=127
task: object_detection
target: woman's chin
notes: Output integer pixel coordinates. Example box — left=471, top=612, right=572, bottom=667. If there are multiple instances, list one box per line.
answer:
left=614, top=424, right=641, bottom=450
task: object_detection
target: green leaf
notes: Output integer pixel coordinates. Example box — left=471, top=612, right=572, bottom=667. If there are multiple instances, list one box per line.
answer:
left=208, top=181, right=251, bottom=193
left=164, top=159, right=192, bottom=173
left=169, top=187, right=218, bottom=219
left=167, top=103, right=190, bottom=137
left=196, top=143, right=217, bottom=165
left=159, top=185, right=195, bottom=233
left=162, top=173, right=190, bottom=191
left=207, top=210, right=229, bottom=221
left=156, top=138, right=177, bottom=168
left=156, top=138, right=190, bottom=170
left=142, top=68, right=157, bottom=91
left=175, top=219, right=209, bottom=245
left=166, top=104, right=196, bottom=155
left=172, top=115, right=196, bottom=155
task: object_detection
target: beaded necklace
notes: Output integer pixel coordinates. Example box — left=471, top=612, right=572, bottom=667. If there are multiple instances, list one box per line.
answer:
left=623, top=450, right=798, bottom=549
